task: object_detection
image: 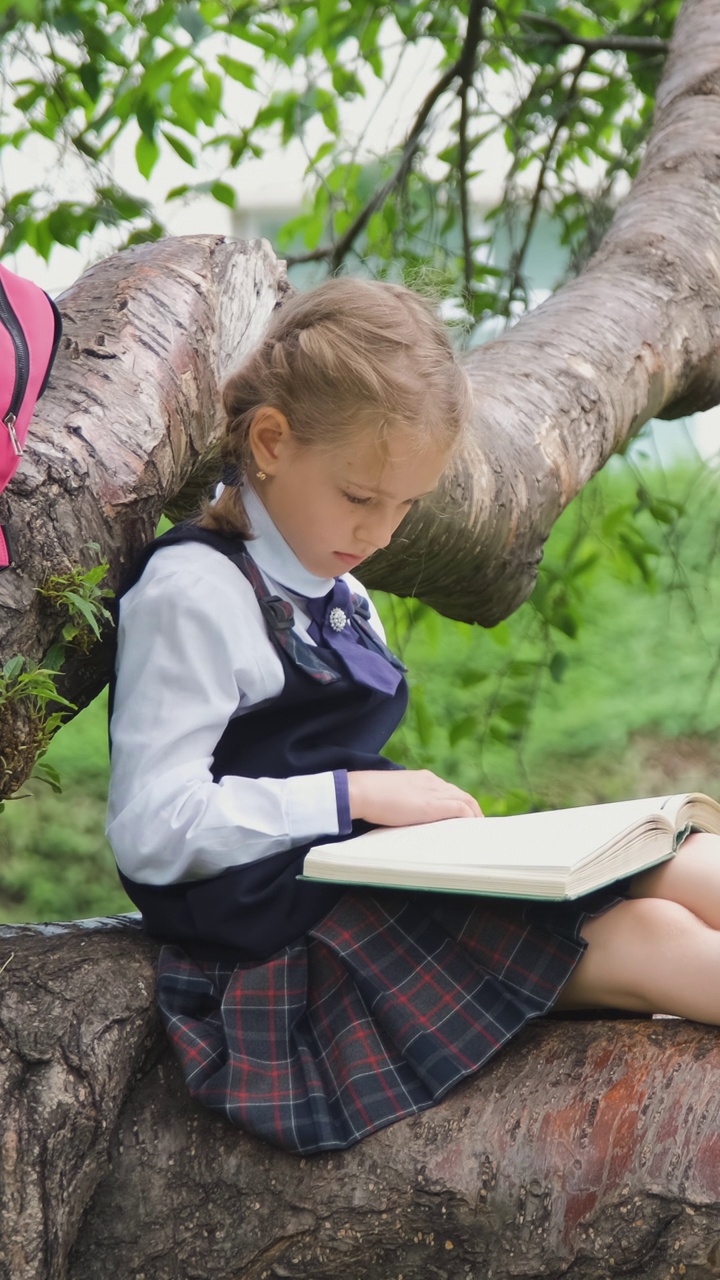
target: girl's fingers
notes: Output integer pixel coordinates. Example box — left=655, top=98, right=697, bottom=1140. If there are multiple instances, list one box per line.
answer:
left=348, top=769, right=483, bottom=826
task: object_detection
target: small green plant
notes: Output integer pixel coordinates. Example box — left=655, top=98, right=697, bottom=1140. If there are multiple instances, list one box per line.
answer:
left=0, top=547, right=114, bottom=806
left=37, top=544, right=114, bottom=653
left=0, top=657, right=75, bottom=809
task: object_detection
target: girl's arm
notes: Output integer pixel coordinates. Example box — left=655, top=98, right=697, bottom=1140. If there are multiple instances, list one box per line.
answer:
left=107, top=547, right=346, bottom=886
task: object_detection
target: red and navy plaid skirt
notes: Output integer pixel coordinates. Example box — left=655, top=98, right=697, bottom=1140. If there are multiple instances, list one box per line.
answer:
left=156, top=885, right=625, bottom=1155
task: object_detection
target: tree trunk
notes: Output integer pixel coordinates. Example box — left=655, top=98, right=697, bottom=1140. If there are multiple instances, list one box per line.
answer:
left=1, top=918, right=718, bottom=1280
left=0, top=235, right=286, bottom=795
left=0, top=233, right=286, bottom=669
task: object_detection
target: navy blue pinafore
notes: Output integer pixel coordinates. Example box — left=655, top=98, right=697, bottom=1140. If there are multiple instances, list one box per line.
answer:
left=115, top=526, right=627, bottom=1155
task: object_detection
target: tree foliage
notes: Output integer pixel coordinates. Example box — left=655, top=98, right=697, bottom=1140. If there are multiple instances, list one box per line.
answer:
left=2, top=0, right=678, bottom=327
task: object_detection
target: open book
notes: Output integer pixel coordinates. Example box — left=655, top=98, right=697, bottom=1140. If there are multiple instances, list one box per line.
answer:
left=302, top=793, right=720, bottom=901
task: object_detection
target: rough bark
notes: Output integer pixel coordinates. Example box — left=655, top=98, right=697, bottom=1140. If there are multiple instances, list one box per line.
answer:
left=0, top=919, right=718, bottom=1280
left=0, top=234, right=286, bottom=795
left=0, top=233, right=286, bottom=676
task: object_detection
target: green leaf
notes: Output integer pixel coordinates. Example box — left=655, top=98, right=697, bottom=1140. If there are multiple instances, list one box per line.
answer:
left=331, top=66, right=364, bottom=98
left=549, top=652, right=568, bottom=683
left=63, top=591, right=102, bottom=638
left=497, top=699, right=530, bottom=728
left=304, top=139, right=335, bottom=172
left=202, top=69, right=223, bottom=108
left=552, top=609, right=579, bottom=639
left=32, top=760, right=63, bottom=793
left=78, top=60, right=102, bottom=102
left=458, top=668, right=489, bottom=688
left=81, top=563, right=111, bottom=586
left=162, top=129, right=196, bottom=165
left=210, top=180, right=236, bottom=208
left=176, top=3, right=207, bottom=41
left=135, top=132, right=160, bottom=179
left=216, top=55, right=256, bottom=89
left=136, top=100, right=157, bottom=140
left=139, top=47, right=187, bottom=97
left=43, top=644, right=66, bottom=673
left=449, top=714, right=477, bottom=747
left=2, top=656, right=24, bottom=682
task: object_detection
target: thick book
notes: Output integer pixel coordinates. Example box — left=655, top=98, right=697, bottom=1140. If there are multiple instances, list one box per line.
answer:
left=301, top=793, right=720, bottom=900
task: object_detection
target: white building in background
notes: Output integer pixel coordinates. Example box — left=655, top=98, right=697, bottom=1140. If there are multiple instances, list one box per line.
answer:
left=3, top=28, right=718, bottom=467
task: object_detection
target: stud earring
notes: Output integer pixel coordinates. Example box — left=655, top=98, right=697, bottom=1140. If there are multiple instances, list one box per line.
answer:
left=256, top=469, right=267, bottom=481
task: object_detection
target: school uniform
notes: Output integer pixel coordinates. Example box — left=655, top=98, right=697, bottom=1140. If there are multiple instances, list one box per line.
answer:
left=108, top=486, right=626, bottom=1155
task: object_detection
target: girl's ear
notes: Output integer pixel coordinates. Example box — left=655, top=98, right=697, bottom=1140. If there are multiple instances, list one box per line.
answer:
left=248, top=407, right=293, bottom=475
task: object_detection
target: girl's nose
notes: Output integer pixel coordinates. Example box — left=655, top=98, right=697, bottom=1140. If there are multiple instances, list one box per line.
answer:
left=357, top=508, right=397, bottom=551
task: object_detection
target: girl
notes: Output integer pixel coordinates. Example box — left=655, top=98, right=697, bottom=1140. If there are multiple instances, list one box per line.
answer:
left=108, top=276, right=720, bottom=1156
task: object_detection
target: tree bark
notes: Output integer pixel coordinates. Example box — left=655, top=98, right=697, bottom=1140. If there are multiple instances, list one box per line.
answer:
left=0, top=233, right=286, bottom=668
left=0, top=235, right=287, bottom=795
left=1, top=919, right=718, bottom=1280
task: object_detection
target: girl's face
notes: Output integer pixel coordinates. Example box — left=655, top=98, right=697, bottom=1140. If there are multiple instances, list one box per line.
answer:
left=255, top=420, right=451, bottom=580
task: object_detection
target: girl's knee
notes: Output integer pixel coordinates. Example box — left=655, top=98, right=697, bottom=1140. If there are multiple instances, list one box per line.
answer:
left=583, top=895, right=699, bottom=944
left=566, top=896, right=712, bottom=1014
left=617, top=894, right=706, bottom=944
left=683, top=831, right=720, bottom=856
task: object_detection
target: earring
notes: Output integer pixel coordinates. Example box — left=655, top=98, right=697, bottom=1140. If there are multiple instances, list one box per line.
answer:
left=256, top=469, right=267, bottom=481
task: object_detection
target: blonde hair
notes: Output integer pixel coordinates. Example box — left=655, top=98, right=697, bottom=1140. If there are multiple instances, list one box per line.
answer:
left=199, top=276, right=473, bottom=538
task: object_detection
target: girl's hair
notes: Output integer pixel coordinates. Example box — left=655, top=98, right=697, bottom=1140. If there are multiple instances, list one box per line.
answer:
left=199, top=276, right=473, bottom=538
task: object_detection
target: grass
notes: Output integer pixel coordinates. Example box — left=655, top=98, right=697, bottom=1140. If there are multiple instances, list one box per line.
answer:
left=0, top=692, right=130, bottom=922
left=2, top=459, right=719, bottom=922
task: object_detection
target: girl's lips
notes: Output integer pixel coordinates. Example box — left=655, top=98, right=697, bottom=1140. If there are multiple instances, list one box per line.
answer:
left=335, top=552, right=364, bottom=567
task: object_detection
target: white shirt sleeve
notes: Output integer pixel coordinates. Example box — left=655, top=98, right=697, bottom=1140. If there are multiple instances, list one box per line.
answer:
left=106, top=546, right=342, bottom=886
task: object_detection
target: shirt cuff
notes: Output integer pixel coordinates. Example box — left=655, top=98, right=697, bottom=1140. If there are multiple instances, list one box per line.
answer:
left=283, top=771, right=343, bottom=840
left=332, top=769, right=352, bottom=835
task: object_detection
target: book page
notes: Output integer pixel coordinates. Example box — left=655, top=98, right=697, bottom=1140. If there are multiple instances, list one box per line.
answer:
left=672, top=792, right=720, bottom=838
left=309, top=795, right=684, bottom=875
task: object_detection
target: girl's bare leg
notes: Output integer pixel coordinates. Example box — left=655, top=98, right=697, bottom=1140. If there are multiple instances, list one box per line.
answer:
left=554, top=895, right=720, bottom=1024
left=625, top=832, right=720, bottom=928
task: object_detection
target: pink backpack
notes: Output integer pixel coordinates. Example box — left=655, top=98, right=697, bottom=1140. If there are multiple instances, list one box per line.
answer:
left=0, top=263, right=62, bottom=568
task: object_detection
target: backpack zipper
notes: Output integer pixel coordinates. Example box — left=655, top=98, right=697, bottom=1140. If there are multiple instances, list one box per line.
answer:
left=0, top=277, right=30, bottom=456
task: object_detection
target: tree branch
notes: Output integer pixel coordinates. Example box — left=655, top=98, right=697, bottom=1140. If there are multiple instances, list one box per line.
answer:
left=457, top=3, right=485, bottom=303
left=287, top=0, right=486, bottom=273
left=503, top=55, right=588, bottom=313
left=519, top=12, right=670, bottom=57
left=458, top=84, right=473, bottom=301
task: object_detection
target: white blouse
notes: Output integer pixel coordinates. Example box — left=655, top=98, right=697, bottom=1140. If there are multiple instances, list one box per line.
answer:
left=106, top=485, right=386, bottom=886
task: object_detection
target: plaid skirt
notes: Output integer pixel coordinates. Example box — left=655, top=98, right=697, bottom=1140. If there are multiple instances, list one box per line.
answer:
left=156, top=884, right=626, bottom=1155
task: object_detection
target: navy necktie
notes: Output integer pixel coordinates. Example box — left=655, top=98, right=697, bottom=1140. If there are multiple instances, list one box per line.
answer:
left=305, top=578, right=402, bottom=695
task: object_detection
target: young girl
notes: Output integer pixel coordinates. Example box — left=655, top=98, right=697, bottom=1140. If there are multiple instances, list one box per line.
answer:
left=107, top=276, right=720, bottom=1156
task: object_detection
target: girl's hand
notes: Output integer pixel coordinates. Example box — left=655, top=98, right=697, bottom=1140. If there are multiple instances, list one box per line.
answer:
left=348, top=769, right=483, bottom=828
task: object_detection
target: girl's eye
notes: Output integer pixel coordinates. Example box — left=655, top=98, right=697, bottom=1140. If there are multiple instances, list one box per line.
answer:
left=343, top=491, right=372, bottom=506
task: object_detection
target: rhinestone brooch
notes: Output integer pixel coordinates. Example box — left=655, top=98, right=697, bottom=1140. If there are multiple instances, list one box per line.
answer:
left=329, top=607, right=348, bottom=632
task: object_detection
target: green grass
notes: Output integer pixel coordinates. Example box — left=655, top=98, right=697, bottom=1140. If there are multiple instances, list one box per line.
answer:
left=2, top=458, right=720, bottom=922
left=0, top=692, right=132, bottom=922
